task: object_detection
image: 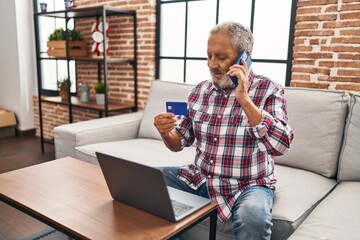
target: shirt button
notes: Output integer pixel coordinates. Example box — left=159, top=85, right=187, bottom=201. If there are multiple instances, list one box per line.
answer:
left=210, top=160, right=214, bottom=164
left=217, top=115, right=221, bottom=119
left=214, top=137, right=217, bottom=142
left=224, top=95, right=228, bottom=98
left=208, top=175, right=211, bottom=179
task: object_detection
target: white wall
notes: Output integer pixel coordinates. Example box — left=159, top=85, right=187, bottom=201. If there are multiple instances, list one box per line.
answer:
left=0, top=0, right=37, bottom=131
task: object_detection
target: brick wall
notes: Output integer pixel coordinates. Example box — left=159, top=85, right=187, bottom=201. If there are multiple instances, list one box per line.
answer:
left=291, top=0, right=360, bottom=93
left=34, top=0, right=360, bottom=139
left=73, top=0, right=157, bottom=106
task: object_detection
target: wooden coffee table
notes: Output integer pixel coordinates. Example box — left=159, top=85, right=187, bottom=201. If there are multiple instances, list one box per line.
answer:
left=0, top=157, right=217, bottom=239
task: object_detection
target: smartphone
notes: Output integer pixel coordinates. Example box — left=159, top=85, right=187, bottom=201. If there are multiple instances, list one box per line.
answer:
left=166, top=102, right=188, bottom=116
left=230, top=50, right=252, bottom=87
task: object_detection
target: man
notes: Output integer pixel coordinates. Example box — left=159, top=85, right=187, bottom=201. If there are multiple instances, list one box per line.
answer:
left=154, top=22, right=294, bottom=239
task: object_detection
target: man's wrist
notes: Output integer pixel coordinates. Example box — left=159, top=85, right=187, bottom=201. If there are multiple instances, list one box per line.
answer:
left=161, top=130, right=182, bottom=152
left=161, top=130, right=177, bottom=141
left=237, top=95, right=252, bottom=108
left=161, top=132, right=171, bottom=139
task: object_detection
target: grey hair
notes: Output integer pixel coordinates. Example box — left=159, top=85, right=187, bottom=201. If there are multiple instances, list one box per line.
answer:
left=210, top=22, right=254, bottom=55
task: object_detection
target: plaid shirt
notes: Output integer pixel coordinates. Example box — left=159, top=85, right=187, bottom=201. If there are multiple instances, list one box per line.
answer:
left=175, top=73, right=294, bottom=223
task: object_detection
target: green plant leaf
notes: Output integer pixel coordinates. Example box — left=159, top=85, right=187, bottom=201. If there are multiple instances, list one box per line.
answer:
left=48, top=28, right=83, bottom=41
left=56, top=77, right=72, bottom=91
left=94, top=82, right=105, bottom=93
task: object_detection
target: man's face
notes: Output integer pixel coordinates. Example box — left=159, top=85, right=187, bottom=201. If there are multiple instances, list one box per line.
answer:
left=207, top=30, right=238, bottom=90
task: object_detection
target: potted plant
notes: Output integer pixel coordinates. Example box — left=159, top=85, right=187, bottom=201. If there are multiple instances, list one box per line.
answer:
left=57, top=77, right=72, bottom=102
left=94, top=82, right=105, bottom=105
left=47, top=28, right=87, bottom=57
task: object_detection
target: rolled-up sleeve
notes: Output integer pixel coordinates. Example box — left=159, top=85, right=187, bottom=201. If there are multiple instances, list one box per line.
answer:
left=246, top=88, right=294, bottom=156
left=175, top=116, right=195, bottom=149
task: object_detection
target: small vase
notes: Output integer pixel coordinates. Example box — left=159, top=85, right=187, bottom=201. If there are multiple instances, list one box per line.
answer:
left=96, top=93, right=105, bottom=105
left=64, top=0, right=72, bottom=10
left=79, top=83, right=90, bottom=103
left=59, top=88, right=69, bottom=102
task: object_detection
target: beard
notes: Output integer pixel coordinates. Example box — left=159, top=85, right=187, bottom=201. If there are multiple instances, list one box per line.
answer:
left=210, top=68, right=234, bottom=90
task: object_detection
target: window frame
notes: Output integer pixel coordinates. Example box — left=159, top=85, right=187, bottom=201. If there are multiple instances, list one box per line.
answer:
left=155, top=0, right=297, bottom=86
left=35, top=0, right=78, bottom=97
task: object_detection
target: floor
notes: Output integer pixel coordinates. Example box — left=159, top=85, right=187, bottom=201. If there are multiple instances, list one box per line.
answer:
left=0, top=135, right=57, bottom=240
left=0, top=135, right=55, bottom=174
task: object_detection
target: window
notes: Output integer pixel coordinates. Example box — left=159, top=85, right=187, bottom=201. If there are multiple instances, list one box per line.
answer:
left=156, top=0, right=296, bottom=86
left=36, top=0, right=77, bottom=95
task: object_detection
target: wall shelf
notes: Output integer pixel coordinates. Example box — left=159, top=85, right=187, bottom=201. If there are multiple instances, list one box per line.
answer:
left=41, top=96, right=135, bottom=112
left=33, top=1, right=138, bottom=152
left=34, top=6, right=134, bottom=19
left=39, top=54, right=135, bottom=64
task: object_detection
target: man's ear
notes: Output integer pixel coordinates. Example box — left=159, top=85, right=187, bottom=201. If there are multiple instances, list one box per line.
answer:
left=246, top=50, right=251, bottom=57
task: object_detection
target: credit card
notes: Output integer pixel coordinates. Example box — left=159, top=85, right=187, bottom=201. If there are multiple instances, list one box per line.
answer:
left=166, top=102, right=188, bottom=116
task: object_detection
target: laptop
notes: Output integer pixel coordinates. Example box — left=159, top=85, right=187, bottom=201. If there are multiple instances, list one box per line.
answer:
left=96, top=152, right=211, bottom=222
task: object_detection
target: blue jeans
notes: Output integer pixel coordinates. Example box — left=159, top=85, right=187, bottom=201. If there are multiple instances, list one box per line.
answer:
left=160, top=167, right=275, bottom=240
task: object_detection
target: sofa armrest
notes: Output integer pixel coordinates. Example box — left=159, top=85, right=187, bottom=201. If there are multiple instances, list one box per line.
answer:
left=54, top=111, right=144, bottom=159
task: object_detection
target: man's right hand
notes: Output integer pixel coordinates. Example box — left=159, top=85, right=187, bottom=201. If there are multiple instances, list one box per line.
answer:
left=154, top=112, right=176, bottom=137
left=154, top=113, right=182, bottom=152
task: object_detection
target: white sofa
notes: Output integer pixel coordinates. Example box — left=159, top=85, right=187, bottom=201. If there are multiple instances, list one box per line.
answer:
left=54, top=80, right=360, bottom=239
left=288, top=93, right=360, bottom=240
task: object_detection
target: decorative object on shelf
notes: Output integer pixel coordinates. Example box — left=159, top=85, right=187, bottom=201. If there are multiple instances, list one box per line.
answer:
left=94, top=82, right=105, bottom=105
left=91, top=21, right=110, bottom=56
left=40, top=2, right=47, bottom=12
left=64, top=0, right=73, bottom=10
left=47, top=28, right=87, bottom=57
left=57, top=77, right=72, bottom=102
left=79, top=83, right=90, bottom=103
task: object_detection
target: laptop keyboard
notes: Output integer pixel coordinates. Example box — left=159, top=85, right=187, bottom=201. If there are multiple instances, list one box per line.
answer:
left=171, top=199, right=194, bottom=217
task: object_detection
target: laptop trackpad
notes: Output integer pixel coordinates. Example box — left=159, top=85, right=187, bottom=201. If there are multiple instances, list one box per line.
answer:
left=168, top=187, right=211, bottom=220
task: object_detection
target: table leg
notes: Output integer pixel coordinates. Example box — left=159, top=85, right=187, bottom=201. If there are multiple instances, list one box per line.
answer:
left=209, top=209, right=217, bottom=240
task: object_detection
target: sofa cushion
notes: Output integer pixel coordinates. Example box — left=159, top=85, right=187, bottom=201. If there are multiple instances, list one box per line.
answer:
left=138, top=80, right=195, bottom=140
left=271, top=165, right=337, bottom=240
left=184, top=164, right=337, bottom=240
left=75, top=138, right=195, bottom=167
left=288, top=182, right=360, bottom=240
left=54, top=112, right=143, bottom=159
left=276, top=88, right=349, bottom=178
left=338, top=93, right=360, bottom=181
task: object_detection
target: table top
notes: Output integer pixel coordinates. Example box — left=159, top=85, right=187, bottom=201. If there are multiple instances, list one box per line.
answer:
left=0, top=157, right=217, bottom=240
